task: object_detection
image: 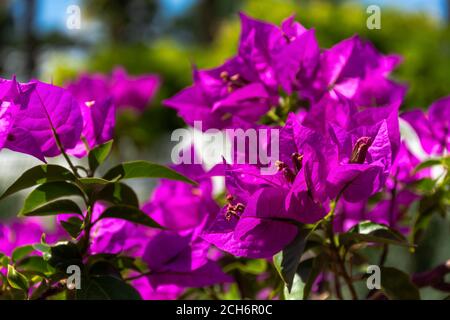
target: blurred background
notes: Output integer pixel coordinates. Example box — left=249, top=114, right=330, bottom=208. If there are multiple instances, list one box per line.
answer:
left=0, top=0, right=449, bottom=299
left=1, top=0, right=449, bottom=143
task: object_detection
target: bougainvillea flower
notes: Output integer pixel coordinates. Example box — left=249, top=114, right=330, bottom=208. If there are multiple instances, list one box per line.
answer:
left=87, top=204, right=231, bottom=295
left=66, top=67, right=160, bottom=112
left=272, top=28, right=320, bottom=97
left=0, top=101, right=16, bottom=150
left=141, top=227, right=232, bottom=289
left=311, top=35, right=404, bottom=106
left=202, top=185, right=305, bottom=258
left=164, top=57, right=272, bottom=130
left=238, top=13, right=320, bottom=99
left=66, top=74, right=116, bottom=157
left=369, top=190, right=417, bottom=232
left=333, top=139, right=425, bottom=233
left=165, top=14, right=318, bottom=130
left=0, top=76, right=36, bottom=112
left=352, top=73, right=406, bottom=108
left=333, top=200, right=366, bottom=233
left=0, top=78, right=82, bottom=161
left=132, top=278, right=184, bottom=300
left=401, top=95, right=450, bottom=155
left=326, top=118, right=393, bottom=203
left=333, top=189, right=416, bottom=233
left=111, top=67, right=160, bottom=111
left=0, top=218, right=65, bottom=256
left=0, top=77, right=37, bottom=155
left=388, top=142, right=428, bottom=187
left=86, top=202, right=147, bottom=255
left=238, top=13, right=316, bottom=92
left=304, top=91, right=401, bottom=161
left=142, top=154, right=220, bottom=230
left=238, top=12, right=289, bottom=89
left=202, top=114, right=335, bottom=258
left=0, top=220, right=43, bottom=256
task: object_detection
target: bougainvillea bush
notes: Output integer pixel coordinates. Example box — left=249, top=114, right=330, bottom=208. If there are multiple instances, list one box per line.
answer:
left=0, top=13, right=449, bottom=300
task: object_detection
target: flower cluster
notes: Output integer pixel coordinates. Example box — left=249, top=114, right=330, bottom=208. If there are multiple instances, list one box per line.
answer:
left=0, top=13, right=449, bottom=301
left=164, top=14, right=448, bottom=261
left=0, top=67, right=230, bottom=299
left=0, top=68, right=159, bottom=160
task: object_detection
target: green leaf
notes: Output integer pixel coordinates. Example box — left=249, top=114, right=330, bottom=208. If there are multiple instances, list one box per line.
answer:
left=33, top=243, right=50, bottom=255
left=88, top=260, right=122, bottom=279
left=60, top=216, right=84, bottom=238
left=77, top=177, right=115, bottom=198
left=95, top=182, right=139, bottom=207
left=283, top=256, right=324, bottom=300
left=380, top=267, right=421, bottom=300
left=412, top=178, right=437, bottom=195
left=88, top=140, right=113, bottom=173
left=223, top=259, right=267, bottom=275
left=48, top=242, right=83, bottom=272
left=20, top=199, right=83, bottom=217
left=20, top=181, right=85, bottom=215
left=414, top=158, right=443, bottom=173
left=412, top=190, right=445, bottom=244
left=12, top=245, right=35, bottom=263
left=0, top=253, right=10, bottom=267
left=442, top=156, right=450, bottom=168
left=102, top=160, right=197, bottom=185
left=302, top=255, right=326, bottom=300
left=79, top=177, right=114, bottom=185
left=236, top=260, right=267, bottom=275
left=17, top=256, right=53, bottom=275
left=273, top=227, right=309, bottom=292
left=7, top=265, right=29, bottom=291
left=99, top=205, right=163, bottom=229
left=76, top=276, right=141, bottom=300
left=0, top=165, right=76, bottom=200
left=341, top=221, right=410, bottom=247
left=284, top=273, right=305, bottom=300
left=33, top=237, right=52, bottom=260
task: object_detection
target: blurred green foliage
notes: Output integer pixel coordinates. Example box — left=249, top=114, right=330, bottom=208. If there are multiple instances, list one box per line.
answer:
left=49, top=0, right=450, bottom=111
left=43, top=0, right=450, bottom=148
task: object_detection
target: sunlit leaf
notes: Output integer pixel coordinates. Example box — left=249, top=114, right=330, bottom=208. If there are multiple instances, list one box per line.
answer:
left=88, top=140, right=113, bottom=173
left=102, top=160, right=196, bottom=185
left=0, top=165, right=76, bottom=200
left=99, top=205, right=163, bottom=229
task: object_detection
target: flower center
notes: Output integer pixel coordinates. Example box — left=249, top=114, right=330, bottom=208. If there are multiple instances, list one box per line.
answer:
left=220, top=71, right=248, bottom=93
left=275, top=152, right=304, bottom=183
left=350, top=136, right=372, bottom=164
left=85, top=100, right=96, bottom=108
left=224, top=194, right=245, bottom=221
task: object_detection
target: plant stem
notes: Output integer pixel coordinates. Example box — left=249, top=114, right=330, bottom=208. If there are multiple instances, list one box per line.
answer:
left=332, top=268, right=344, bottom=300
left=379, top=245, right=389, bottom=267
left=334, top=245, right=358, bottom=300
left=124, top=271, right=153, bottom=282
left=80, top=204, right=93, bottom=255
left=325, top=195, right=358, bottom=300
left=51, top=127, right=80, bottom=178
